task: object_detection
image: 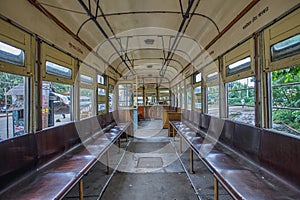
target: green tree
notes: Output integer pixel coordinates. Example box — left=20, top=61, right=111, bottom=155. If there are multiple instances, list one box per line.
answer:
left=272, top=66, right=300, bottom=132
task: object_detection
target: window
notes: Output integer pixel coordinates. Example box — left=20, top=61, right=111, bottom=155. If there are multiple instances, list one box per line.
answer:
left=80, top=74, right=93, bottom=85
left=181, top=85, right=185, bottom=109
left=0, top=41, right=25, bottom=66
left=0, top=72, right=28, bottom=139
left=98, top=74, right=105, bottom=85
left=108, top=84, right=115, bottom=112
left=80, top=88, right=93, bottom=119
left=42, top=81, right=72, bottom=128
left=193, top=72, right=201, bottom=83
left=118, top=83, right=132, bottom=107
left=46, top=61, right=72, bottom=79
left=159, top=90, right=169, bottom=105
left=271, top=66, right=300, bottom=135
left=79, top=73, right=94, bottom=119
left=207, top=85, right=219, bottom=117
left=226, top=57, right=251, bottom=76
left=271, top=34, right=300, bottom=62
left=227, top=77, right=255, bottom=124
left=194, top=86, right=201, bottom=110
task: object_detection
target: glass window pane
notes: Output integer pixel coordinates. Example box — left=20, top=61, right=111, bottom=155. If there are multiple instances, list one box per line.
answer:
left=226, top=57, right=251, bottom=76
left=227, top=77, right=255, bottom=124
left=207, top=85, right=219, bottom=117
left=195, top=73, right=201, bottom=83
left=271, top=34, right=300, bottom=61
left=194, top=86, right=201, bottom=110
left=272, top=66, right=300, bottom=135
left=46, top=61, right=72, bottom=79
left=42, top=81, right=72, bottom=128
left=80, top=74, right=93, bottom=85
left=80, top=88, right=93, bottom=119
left=0, top=72, right=27, bottom=140
left=118, top=84, right=132, bottom=107
left=97, top=75, right=105, bottom=84
left=0, top=41, right=25, bottom=66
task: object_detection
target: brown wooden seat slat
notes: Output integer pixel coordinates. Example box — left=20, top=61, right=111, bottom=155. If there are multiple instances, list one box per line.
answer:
left=169, top=112, right=300, bottom=200
left=2, top=172, right=77, bottom=200
left=0, top=114, right=132, bottom=199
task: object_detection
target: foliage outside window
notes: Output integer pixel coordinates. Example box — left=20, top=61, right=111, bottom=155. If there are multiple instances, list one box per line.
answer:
left=42, top=81, right=72, bottom=129
left=118, top=84, right=132, bottom=107
left=227, top=77, right=255, bottom=124
left=80, top=88, right=93, bottom=119
left=207, top=85, right=219, bottom=117
left=194, top=86, right=201, bottom=110
left=0, top=72, right=26, bottom=140
left=272, top=66, right=300, bottom=135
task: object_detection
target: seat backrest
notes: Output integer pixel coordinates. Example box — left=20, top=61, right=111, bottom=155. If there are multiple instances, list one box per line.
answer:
left=0, top=134, right=37, bottom=192
left=35, top=125, right=66, bottom=167
left=220, top=120, right=235, bottom=146
left=233, top=122, right=261, bottom=157
left=207, top=116, right=225, bottom=140
left=63, top=122, right=81, bottom=150
left=200, top=114, right=211, bottom=131
left=193, top=111, right=200, bottom=126
left=260, top=129, right=300, bottom=186
left=75, top=118, right=93, bottom=142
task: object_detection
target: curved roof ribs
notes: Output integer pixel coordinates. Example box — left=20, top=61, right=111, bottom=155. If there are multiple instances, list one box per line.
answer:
left=78, top=0, right=135, bottom=76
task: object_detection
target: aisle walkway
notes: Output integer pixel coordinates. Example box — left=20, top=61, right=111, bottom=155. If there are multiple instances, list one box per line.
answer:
left=64, top=120, right=232, bottom=200
left=101, top=120, right=197, bottom=199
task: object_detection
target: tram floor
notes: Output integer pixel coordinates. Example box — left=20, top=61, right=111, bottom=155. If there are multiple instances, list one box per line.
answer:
left=63, top=120, right=233, bottom=200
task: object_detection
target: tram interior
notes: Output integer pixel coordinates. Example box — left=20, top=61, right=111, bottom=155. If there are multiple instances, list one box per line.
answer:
left=0, top=0, right=300, bottom=200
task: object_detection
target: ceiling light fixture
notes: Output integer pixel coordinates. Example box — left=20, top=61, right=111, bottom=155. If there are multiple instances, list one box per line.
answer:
left=144, top=39, right=154, bottom=45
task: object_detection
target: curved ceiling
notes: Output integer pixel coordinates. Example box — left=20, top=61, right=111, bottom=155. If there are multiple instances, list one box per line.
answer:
left=30, top=0, right=255, bottom=84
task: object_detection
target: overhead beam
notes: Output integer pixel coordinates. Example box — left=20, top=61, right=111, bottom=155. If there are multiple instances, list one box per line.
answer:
left=78, top=0, right=135, bottom=76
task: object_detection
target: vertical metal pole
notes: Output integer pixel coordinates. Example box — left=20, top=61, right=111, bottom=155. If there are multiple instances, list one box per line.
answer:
left=5, top=89, right=9, bottom=138
left=214, top=177, right=219, bottom=200
left=79, top=179, right=84, bottom=200
left=190, top=148, right=194, bottom=174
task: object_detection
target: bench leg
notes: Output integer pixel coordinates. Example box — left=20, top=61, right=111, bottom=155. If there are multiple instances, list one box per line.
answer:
left=79, top=179, right=84, bottom=200
left=118, top=138, right=121, bottom=153
left=180, top=136, right=183, bottom=153
left=106, top=150, right=110, bottom=174
left=214, top=177, right=219, bottom=200
left=190, top=148, right=195, bottom=174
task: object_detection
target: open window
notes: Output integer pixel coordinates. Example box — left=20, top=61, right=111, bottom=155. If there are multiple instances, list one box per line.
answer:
left=41, top=43, right=76, bottom=128
left=0, top=19, right=33, bottom=140
left=223, top=38, right=255, bottom=124
left=79, top=63, right=96, bottom=119
left=203, top=60, right=219, bottom=117
left=264, top=9, right=300, bottom=135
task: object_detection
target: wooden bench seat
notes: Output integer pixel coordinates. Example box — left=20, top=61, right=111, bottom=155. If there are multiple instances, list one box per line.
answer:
left=169, top=112, right=300, bottom=200
left=0, top=114, right=132, bottom=200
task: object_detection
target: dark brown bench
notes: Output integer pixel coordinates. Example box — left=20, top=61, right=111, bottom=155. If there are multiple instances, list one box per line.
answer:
left=169, top=111, right=300, bottom=200
left=0, top=114, right=132, bottom=200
